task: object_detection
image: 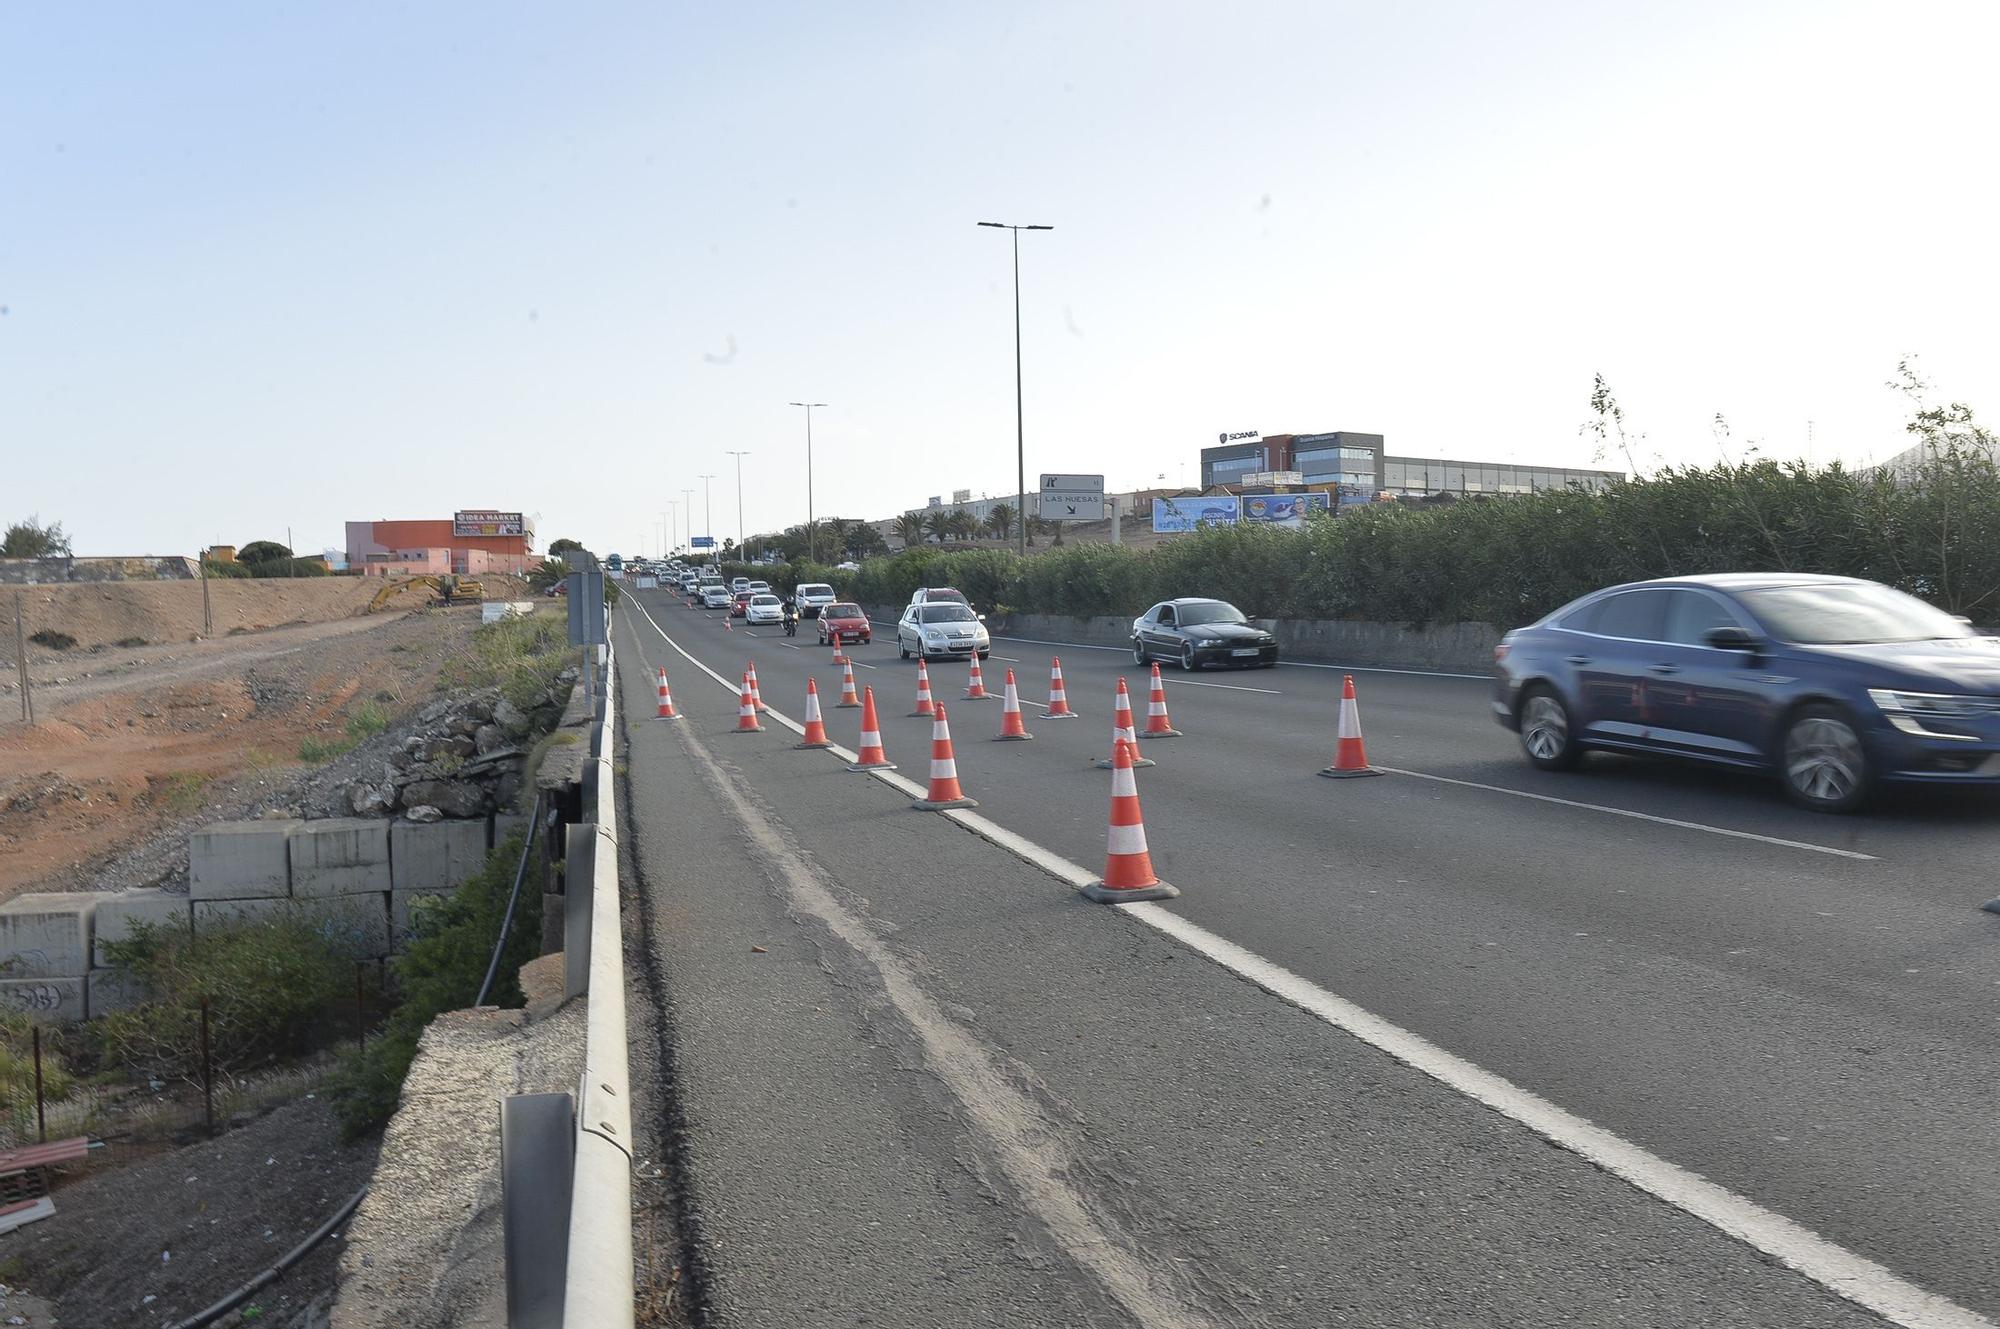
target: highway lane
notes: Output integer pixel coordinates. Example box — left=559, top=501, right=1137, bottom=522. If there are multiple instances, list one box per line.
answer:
left=629, top=586, right=2000, bottom=1318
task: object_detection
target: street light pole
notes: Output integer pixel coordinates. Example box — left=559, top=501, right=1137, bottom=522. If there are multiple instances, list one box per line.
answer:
left=978, top=221, right=1053, bottom=558
left=699, top=475, right=716, bottom=554
left=789, top=402, right=827, bottom=563
left=725, top=451, right=751, bottom=558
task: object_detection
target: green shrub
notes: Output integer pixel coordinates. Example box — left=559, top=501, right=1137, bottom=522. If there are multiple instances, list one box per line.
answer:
left=93, top=914, right=354, bottom=1086
left=346, top=700, right=390, bottom=739
left=0, top=1011, right=76, bottom=1122
left=325, top=831, right=541, bottom=1140
left=444, top=613, right=576, bottom=715
left=27, top=630, right=76, bottom=650
left=298, top=735, right=356, bottom=763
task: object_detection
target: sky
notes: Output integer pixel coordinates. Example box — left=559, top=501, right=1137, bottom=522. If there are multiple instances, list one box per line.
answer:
left=6, top=0, right=2000, bottom=558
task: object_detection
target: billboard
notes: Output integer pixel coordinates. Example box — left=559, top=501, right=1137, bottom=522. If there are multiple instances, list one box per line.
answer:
left=1241, top=492, right=1331, bottom=527
left=453, top=510, right=527, bottom=538
left=1152, top=496, right=1241, bottom=532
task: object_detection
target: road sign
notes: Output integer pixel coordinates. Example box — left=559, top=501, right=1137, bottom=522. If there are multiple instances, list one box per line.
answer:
left=691, top=535, right=716, bottom=549
left=1039, top=491, right=1105, bottom=521
left=1040, top=473, right=1103, bottom=494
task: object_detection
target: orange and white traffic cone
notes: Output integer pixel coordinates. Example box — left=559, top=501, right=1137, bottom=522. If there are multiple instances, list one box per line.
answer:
left=1081, top=736, right=1179, bottom=903
left=725, top=614, right=733, bottom=632
left=994, top=669, right=1033, bottom=740
left=1096, top=678, right=1155, bottom=768
left=912, top=704, right=977, bottom=810
left=835, top=659, right=861, bottom=708
left=1044, top=657, right=1078, bottom=719
left=1320, top=674, right=1383, bottom=778
left=655, top=667, right=681, bottom=720
left=910, top=658, right=935, bottom=717
left=1139, top=662, right=1181, bottom=739
left=746, top=662, right=767, bottom=712
left=796, top=677, right=833, bottom=749
left=830, top=631, right=848, bottom=665
left=733, top=676, right=763, bottom=733
left=963, top=653, right=992, bottom=700
left=847, top=686, right=896, bottom=771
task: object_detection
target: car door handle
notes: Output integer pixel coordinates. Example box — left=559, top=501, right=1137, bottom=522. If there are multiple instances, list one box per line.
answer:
left=1566, top=654, right=1590, bottom=665
left=1649, top=663, right=1680, bottom=675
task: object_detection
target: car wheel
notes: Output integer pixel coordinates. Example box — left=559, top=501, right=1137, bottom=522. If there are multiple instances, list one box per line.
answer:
left=899, top=641, right=910, bottom=660
left=1517, top=686, right=1583, bottom=771
left=1180, top=642, right=1198, bottom=672
left=1132, top=639, right=1147, bottom=665
left=978, top=649, right=990, bottom=660
left=1781, top=705, right=1871, bottom=813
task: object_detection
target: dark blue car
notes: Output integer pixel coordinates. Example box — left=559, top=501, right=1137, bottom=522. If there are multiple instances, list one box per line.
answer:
left=1492, top=573, right=2000, bottom=812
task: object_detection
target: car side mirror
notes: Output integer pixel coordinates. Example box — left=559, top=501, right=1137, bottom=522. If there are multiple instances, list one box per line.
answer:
left=1704, top=625, right=1757, bottom=652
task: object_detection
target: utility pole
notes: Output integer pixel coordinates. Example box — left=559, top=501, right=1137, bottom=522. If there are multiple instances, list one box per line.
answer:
left=198, top=546, right=214, bottom=636
left=789, top=402, right=827, bottom=562
left=699, top=476, right=716, bottom=553
left=13, top=594, right=31, bottom=724
left=978, top=221, right=1054, bottom=558
left=724, top=452, right=752, bottom=558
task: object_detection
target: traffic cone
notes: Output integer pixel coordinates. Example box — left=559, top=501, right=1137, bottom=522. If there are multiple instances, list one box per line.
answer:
left=725, top=614, right=733, bottom=632
left=1096, top=678, right=1155, bottom=768
left=847, top=687, right=897, bottom=770
left=912, top=704, right=977, bottom=810
left=746, top=663, right=767, bottom=712
left=1320, top=674, right=1383, bottom=778
left=655, top=667, right=681, bottom=720
left=830, top=630, right=848, bottom=664
left=1139, top=663, right=1181, bottom=739
left=1044, top=657, right=1078, bottom=719
left=1082, top=736, right=1179, bottom=903
left=796, top=677, right=833, bottom=749
left=994, top=669, right=1033, bottom=740
left=835, top=659, right=861, bottom=708
left=910, top=658, right=935, bottom=717
left=963, top=653, right=992, bottom=700
left=733, top=676, right=763, bottom=732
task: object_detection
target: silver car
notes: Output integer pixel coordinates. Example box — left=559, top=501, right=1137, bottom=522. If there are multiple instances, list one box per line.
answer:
left=898, top=603, right=991, bottom=660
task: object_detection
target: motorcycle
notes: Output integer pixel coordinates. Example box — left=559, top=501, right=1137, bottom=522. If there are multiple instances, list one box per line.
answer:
left=783, top=610, right=798, bottom=638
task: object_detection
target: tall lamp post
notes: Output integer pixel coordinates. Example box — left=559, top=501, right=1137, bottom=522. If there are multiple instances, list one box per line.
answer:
left=789, top=402, right=827, bottom=562
left=681, top=489, right=694, bottom=556
left=978, top=220, right=1053, bottom=558
left=699, top=475, right=716, bottom=555
left=724, top=451, right=751, bottom=559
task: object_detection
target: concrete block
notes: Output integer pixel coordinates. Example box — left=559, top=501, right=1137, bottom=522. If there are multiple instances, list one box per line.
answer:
left=390, top=818, right=490, bottom=894
left=0, top=893, right=97, bottom=978
left=195, top=896, right=391, bottom=960
left=0, top=976, right=87, bottom=1023
left=87, top=967, right=152, bottom=1018
left=491, top=812, right=527, bottom=852
left=91, top=889, right=192, bottom=968
left=289, top=818, right=392, bottom=897
left=190, top=819, right=300, bottom=900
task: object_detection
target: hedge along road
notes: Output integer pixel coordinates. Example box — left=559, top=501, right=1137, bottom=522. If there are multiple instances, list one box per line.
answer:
left=627, top=585, right=2000, bottom=1323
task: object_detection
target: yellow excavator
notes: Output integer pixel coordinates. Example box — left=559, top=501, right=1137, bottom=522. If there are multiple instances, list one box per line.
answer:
left=368, top=574, right=486, bottom=613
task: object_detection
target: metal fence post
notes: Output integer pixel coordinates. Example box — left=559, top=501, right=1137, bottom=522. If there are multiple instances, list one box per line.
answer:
left=502, top=1092, right=575, bottom=1328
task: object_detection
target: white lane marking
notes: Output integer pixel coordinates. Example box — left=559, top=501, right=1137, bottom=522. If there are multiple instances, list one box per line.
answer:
left=781, top=643, right=801, bottom=651
left=1120, top=904, right=1987, bottom=1329
left=626, top=598, right=1984, bottom=1329
left=1375, top=766, right=1877, bottom=861
left=986, top=631, right=1488, bottom=680
left=1173, top=678, right=1281, bottom=695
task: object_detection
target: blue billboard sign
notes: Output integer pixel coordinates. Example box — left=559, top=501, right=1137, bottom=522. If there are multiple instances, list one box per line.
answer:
left=1152, top=496, right=1241, bottom=533
left=691, top=535, right=716, bottom=549
left=1240, top=492, right=1331, bottom=527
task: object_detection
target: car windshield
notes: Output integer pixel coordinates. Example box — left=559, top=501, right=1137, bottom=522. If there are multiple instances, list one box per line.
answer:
left=920, top=605, right=977, bottom=624
left=1178, top=600, right=1248, bottom=627
left=827, top=605, right=863, bottom=619
left=920, top=588, right=966, bottom=603
left=800, top=584, right=833, bottom=596
left=751, top=595, right=780, bottom=606
left=1737, top=583, right=1973, bottom=645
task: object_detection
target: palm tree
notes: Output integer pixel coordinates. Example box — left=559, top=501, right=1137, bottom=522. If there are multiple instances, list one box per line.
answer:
left=923, top=510, right=953, bottom=543
left=986, top=503, right=1015, bottom=542
left=893, top=513, right=925, bottom=548
left=948, top=511, right=981, bottom=542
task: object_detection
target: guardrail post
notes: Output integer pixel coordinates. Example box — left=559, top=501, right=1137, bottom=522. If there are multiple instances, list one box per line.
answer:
left=564, top=824, right=597, bottom=1001
left=502, top=1092, right=575, bottom=1328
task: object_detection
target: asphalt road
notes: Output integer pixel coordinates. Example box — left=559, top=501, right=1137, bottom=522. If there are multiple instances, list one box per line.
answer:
left=617, top=586, right=2000, bottom=1326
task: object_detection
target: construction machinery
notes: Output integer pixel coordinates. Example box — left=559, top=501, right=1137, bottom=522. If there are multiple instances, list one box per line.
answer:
left=368, top=574, right=486, bottom=613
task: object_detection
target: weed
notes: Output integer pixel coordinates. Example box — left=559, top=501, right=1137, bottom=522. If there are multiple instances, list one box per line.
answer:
left=153, top=772, right=208, bottom=815
left=27, top=630, right=76, bottom=650
left=114, top=636, right=148, bottom=648
left=298, top=735, right=356, bottom=763
left=346, top=699, right=390, bottom=739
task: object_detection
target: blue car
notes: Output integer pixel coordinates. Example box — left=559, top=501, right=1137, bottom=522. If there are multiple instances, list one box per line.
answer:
left=1492, top=573, right=2000, bottom=812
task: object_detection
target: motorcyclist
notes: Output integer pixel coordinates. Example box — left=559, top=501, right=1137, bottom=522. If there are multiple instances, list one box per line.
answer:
left=782, top=600, right=798, bottom=636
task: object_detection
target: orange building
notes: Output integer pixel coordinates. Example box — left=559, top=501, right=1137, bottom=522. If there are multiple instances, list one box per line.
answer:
left=345, top=512, right=540, bottom=578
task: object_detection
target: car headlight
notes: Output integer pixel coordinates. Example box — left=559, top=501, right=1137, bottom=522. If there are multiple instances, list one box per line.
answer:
left=1867, top=689, right=2000, bottom=718
left=1197, top=638, right=1223, bottom=647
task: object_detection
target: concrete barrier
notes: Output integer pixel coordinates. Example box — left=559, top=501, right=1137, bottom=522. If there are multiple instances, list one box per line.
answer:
left=86, top=967, right=150, bottom=1017
left=191, top=820, right=300, bottom=899
left=289, top=819, right=393, bottom=897
left=0, top=893, right=97, bottom=978
left=390, top=818, right=489, bottom=894
left=0, top=977, right=87, bottom=1022
left=194, top=896, right=392, bottom=960
left=92, top=889, right=192, bottom=967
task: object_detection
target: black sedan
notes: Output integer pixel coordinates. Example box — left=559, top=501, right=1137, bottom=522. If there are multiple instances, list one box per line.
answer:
left=1493, top=573, right=2000, bottom=812
left=1132, top=599, right=1278, bottom=670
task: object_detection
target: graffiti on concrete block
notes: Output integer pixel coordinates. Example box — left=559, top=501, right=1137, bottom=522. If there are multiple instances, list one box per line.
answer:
left=2, top=983, right=70, bottom=1014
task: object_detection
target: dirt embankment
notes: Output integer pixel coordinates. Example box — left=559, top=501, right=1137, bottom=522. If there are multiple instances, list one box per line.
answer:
left=6, top=578, right=382, bottom=654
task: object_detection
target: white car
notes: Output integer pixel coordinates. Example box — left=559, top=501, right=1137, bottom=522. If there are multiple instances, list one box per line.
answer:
left=898, top=602, right=990, bottom=660
left=730, top=577, right=750, bottom=593
left=794, top=582, right=836, bottom=618
left=745, top=593, right=785, bottom=626
left=747, top=580, right=772, bottom=595
left=907, top=586, right=970, bottom=612
left=701, top=584, right=732, bottom=609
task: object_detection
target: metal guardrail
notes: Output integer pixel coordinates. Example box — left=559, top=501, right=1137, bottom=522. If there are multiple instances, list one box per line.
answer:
left=501, top=584, right=634, bottom=1327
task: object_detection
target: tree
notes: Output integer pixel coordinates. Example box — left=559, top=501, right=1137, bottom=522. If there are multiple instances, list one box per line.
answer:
left=986, top=504, right=1016, bottom=541
left=529, top=558, right=572, bottom=590
left=236, top=540, right=293, bottom=566
left=3, top=516, right=72, bottom=559
left=547, top=537, right=586, bottom=557
left=923, top=511, right=952, bottom=543
left=949, top=511, right=981, bottom=541
left=844, top=522, right=888, bottom=560
left=894, top=513, right=926, bottom=548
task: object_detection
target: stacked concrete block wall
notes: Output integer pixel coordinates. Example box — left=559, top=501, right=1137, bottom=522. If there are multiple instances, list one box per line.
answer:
left=88, top=889, right=192, bottom=1017
left=390, top=818, right=490, bottom=945
left=0, top=893, right=96, bottom=1021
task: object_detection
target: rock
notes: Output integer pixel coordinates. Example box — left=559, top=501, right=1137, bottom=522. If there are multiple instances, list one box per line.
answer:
left=261, top=806, right=302, bottom=820
left=489, top=769, right=523, bottom=809
left=348, top=783, right=393, bottom=816
left=556, top=666, right=580, bottom=686
left=403, top=735, right=426, bottom=754
left=387, top=749, right=414, bottom=772
left=400, top=780, right=488, bottom=818
left=494, top=698, right=532, bottom=737
left=405, top=805, right=443, bottom=824
left=474, top=723, right=506, bottom=754
left=441, top=735, right=478, bottom=759
left=447, top=713, right=481, bottom=738
left=464, top=694, right=497, bottom=723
